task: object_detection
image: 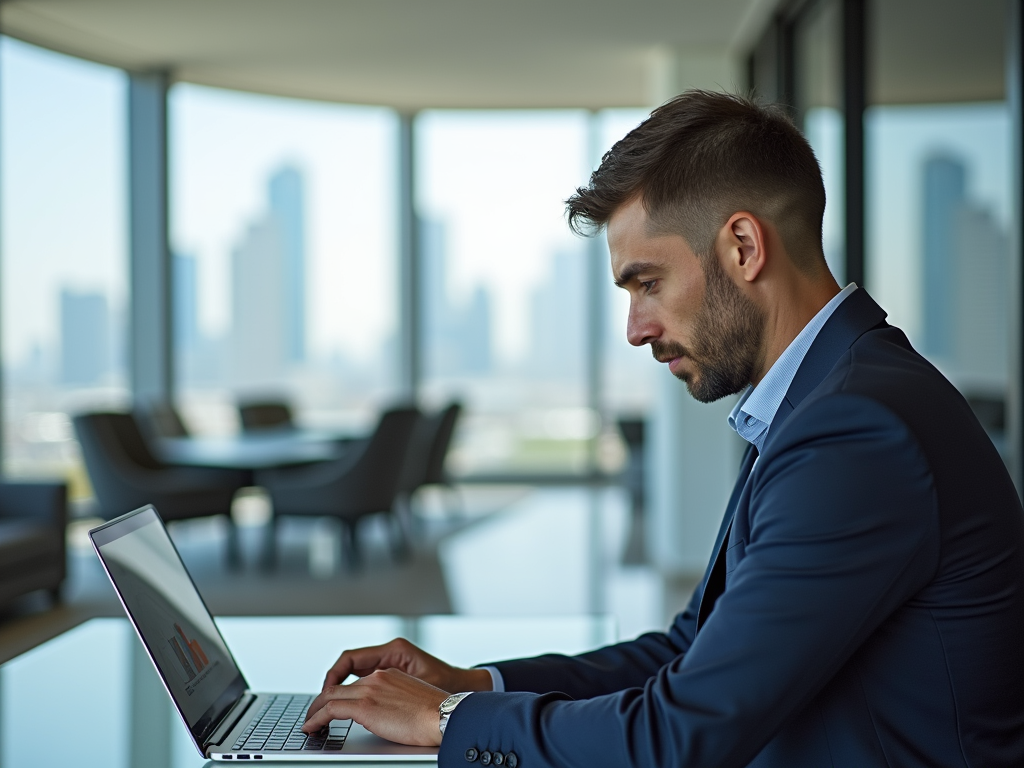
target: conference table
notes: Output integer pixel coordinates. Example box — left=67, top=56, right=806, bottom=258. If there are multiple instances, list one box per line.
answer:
left=0, top=615, right=615, bottom=767
left=155, top=431, right=353, bottom=472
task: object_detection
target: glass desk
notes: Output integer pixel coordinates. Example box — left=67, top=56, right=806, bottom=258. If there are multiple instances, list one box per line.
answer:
left=0, top=615, right=615, bottom=768
left=156, top=433, right=346, bottom=471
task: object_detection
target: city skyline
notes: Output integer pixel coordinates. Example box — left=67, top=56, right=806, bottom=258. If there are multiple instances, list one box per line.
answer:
left=2, top=34, right=1014, bottom=453
left=230, top=165, right=308, bottom=388
left=59, top=289, right=112, bottom=386
left=921, top=152, right=1009, bottom=391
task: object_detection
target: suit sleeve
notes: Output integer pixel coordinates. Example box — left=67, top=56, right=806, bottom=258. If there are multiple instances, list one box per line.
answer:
left=488, top=476, right=743, bottom=699
left=440, top=395, right=941, bottom=768
left=488, top=580, right=703, bottom=698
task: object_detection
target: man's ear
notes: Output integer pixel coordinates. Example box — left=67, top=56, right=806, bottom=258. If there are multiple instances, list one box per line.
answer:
left=719, top=212, right=767, bottom=283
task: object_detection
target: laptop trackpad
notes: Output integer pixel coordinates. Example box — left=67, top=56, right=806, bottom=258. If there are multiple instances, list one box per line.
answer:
left=343, top=723, right=439, bottom=756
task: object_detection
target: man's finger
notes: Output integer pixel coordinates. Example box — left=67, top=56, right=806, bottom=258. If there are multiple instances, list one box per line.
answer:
left=307, top=674, right=381, bottom=724
left=303, top=696, right=361, bottom=734
left=304, top=682, right=373, bottom=732
left=305, top=685, right=339, bottom=724
left=322, top=646, right=388, bottom=688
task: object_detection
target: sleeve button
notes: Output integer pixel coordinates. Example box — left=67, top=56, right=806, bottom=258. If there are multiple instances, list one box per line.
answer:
left=480, top=751, right=492, bottom=766
left=493, top=753, right=504, bottom=765
left=505, top=753, right=518, bottom=768
left=465, top=748, right=479, bottom=762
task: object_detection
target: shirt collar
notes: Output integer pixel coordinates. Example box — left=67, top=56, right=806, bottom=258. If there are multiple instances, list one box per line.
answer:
left=728, top=283, right=858, bottom=451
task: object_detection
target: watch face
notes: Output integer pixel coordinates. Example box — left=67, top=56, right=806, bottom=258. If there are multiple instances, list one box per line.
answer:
left=441, top=695, right=460, bottom=714
left=441, top=692, right=469, bottom=714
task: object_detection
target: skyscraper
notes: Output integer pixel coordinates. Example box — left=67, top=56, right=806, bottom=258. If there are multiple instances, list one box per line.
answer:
left=922, top=154, right=965, bottom=358
left=231, top=218, right=287, bottom=386
left=527, top=248, right=585, bottom=380
left=269, top=166, right=306, bottom=364
left=461, top=286, right=493, bottom=375
left=950, top=204, right=1009, bottom=387
left=230, top=165, right=308, bottom=386
left=174, top=252, right=199, bottom=354
left=419, top=215, right=493, bottom=377
left=59, top=288, right=110, bottom=385
left=920, top=152, right=1009, bottom=387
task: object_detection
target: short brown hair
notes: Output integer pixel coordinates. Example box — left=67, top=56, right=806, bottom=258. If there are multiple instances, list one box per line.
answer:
left=566, top=90, right=827, bottom=272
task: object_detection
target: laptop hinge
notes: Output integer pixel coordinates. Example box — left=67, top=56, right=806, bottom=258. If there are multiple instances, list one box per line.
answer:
left=205, top=693, right=256, bottom=748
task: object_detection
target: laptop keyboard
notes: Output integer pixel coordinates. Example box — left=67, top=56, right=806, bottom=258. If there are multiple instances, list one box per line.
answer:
left=232, top=694, right=351, bottom=752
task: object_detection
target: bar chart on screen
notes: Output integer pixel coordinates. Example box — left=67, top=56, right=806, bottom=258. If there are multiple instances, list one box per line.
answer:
left=175, top=622, right=209, bottom=673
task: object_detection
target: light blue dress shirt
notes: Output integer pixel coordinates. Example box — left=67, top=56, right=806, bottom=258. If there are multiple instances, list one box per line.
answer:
left=728, top=283, right=857, bottom=452
left=479, top=283, right=858, bottom=696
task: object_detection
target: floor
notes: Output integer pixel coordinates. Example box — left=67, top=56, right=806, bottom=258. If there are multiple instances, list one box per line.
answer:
left=0, top=485, right=701, bottom=665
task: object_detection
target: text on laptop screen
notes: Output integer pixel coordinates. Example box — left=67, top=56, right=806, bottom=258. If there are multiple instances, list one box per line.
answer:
left=93, top=510, right=242, bottom=727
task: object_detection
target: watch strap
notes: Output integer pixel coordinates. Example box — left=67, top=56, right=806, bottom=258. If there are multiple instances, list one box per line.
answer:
left=438, top=692, right=473, bottom=735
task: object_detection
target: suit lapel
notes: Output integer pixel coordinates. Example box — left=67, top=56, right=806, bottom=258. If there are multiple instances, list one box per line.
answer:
left=762, top=288, right=888, bottom=454
left=694, top=289, right=888, bottom=633
left=696, top=443, right=757, bottom=630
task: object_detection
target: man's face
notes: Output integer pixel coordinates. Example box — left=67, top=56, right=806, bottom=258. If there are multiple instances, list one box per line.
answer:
left=607, top=198, right=765, bottom=403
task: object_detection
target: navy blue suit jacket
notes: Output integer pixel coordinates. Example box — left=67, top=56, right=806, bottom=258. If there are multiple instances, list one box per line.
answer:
left=441, top=290, right=1024, bottom=767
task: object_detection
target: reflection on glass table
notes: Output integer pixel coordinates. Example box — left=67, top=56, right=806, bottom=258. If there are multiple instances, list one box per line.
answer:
left=155, top=432, right=350, bottom=471
left=0, top=615, right=615, bottom=768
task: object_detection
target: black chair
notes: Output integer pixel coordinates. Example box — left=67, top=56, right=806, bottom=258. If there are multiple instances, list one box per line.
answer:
left=238, top=400, right=294, bottom=433
left=255, top=407, right=420, bottom=569
left=0, top=482, right=67, bottom=608
left=396, top=402, right=462, bottom=524
left=141, top=400, right=190, bottom=438
left=73, top=412, right=250, bottom=565
left=617, top=417, right=646, bottom=565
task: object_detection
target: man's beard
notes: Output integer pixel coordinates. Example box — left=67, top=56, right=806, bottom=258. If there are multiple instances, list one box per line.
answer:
left=652, top=259, right=766, bottom=404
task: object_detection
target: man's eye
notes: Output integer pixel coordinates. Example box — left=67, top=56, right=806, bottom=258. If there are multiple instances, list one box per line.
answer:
left=640, top=280, right=657, bottom=293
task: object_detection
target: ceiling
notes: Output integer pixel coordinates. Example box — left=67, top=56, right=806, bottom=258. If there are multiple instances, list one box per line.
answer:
left=0, top=0, right=778, bottom=110
left=870, top=0, right=1006, bottom=105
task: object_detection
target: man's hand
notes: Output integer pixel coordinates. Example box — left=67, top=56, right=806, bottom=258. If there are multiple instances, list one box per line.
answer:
left=319, top=637, right=492, bottom=693
left=302, top=668, right=448, bottom=747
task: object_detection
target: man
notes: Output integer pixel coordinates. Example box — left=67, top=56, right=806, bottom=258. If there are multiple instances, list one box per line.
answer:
left=302, top=91, right=1024, bottom=767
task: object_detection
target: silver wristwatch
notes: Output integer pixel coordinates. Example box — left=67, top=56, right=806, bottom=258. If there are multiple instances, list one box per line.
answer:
left=438, top=692, right=472, bottom=736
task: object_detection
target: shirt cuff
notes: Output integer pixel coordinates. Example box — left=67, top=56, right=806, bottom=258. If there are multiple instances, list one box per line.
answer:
left=478, top=665, right=505, bottom=692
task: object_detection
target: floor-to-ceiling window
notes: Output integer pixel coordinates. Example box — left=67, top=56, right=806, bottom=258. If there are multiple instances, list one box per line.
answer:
left=749, top=0, right=1014, bottom=461
left=598, top=109, right=660, bottom=416
left=169, top=85, right=400, bottom=435
left=0, top=38, right=128, bottom=497
left=415, top=110, right=594, bottom=475
left=866, top=0, right=1010, bottom=453
left=596, top=109, right=660, bottom=487
left=793, top=0, right=846, bottom=281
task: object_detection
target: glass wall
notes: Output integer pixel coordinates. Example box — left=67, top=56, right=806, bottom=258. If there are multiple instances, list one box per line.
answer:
left=793, top=0, right=845, bottom=280
left=170, top=85, right=400, bottom=435
left=415, top=111, right=593, bottom=475
left=0, top=38, right=128, bottom=494
left=866, top=0, right=1010, bottom=452
left=598, top=110, right=659, bottom=415
left=597, top=110, right=660, bottom=475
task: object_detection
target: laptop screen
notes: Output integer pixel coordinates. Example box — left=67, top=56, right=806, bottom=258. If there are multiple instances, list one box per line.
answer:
left=91, top=506, right=247, bottom=746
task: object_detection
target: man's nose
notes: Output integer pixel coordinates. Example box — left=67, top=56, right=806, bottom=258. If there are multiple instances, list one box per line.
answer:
left=626, top=303, right=659, bottom=347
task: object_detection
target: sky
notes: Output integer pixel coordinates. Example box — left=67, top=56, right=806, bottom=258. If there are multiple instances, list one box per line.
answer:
left=1, top=37, right=126, bottom=366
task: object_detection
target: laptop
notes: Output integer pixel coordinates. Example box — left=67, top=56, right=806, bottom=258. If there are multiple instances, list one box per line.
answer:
left=90, top=504, right=439, bottom=762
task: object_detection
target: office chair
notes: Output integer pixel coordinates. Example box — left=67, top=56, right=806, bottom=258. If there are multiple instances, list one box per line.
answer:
left=617, top=417, right=646, bottom=565
left=142, top=400, right=190, bottom=438
left=0, top=482, right=67, bottom=607
left=73, top=412, right=250, bottom=566
left=396, top=402, right=463, bottom=528
left=255, top=406, right=420, bottom=569
left=238, top=400, right=295, bottom=433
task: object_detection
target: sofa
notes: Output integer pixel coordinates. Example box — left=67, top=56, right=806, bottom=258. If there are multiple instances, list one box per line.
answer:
left=0, top=482, right=67, bottom=607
